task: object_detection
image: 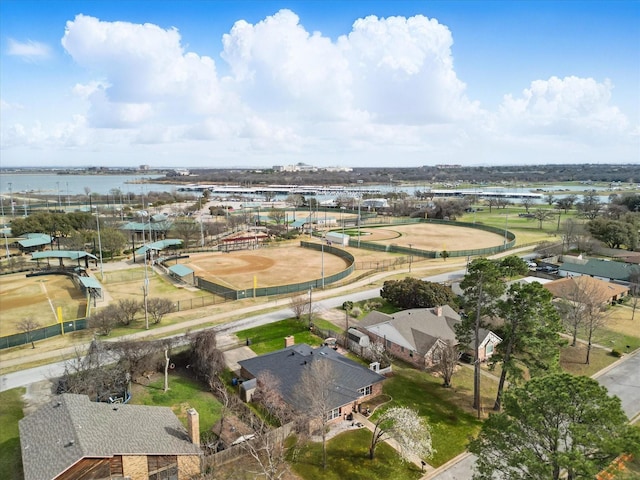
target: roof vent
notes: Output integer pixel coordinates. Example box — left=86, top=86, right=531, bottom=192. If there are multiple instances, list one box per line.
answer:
left=65, top=440, right=75, bottom=447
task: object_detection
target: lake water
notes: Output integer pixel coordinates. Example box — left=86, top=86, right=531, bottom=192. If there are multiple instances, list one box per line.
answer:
left=0, top=173, right=178, bottom=196
left=0, top=172, right=618, bottom=204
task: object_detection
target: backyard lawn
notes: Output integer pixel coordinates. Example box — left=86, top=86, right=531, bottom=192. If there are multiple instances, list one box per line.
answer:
left=379, top=363, right=485, bottom=467
left=0, top=388, right=25, bottom=480
left=129, top=373, right=223, bottom=437
left=236, top=318, right=325, bottom=355
left=290, top=428, right=423, bottom=480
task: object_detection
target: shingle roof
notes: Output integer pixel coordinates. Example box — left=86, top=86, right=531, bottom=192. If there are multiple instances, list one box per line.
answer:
left=238, top=344, right=385, bottom=412
left=360, top=306, right=495, bottom=355
left=19, top=394, right=201, bottom=480
left=559, top=258, right=638, bottom=281
left=544, top=276, right=628, bottom=304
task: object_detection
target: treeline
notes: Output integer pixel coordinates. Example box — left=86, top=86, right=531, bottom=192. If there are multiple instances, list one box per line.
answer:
left=177, top=164, right=640, bottom=186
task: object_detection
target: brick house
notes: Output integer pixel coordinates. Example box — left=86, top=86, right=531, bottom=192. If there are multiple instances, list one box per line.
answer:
left=238, top=341, right=386, bottom=421
left=19, top=394, right=202, bottom=480
left=357, top=306, right=502, bottom=368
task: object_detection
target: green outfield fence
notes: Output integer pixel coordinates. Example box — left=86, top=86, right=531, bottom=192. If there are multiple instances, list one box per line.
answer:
left=0, top=318, right=87, bottom=350
left=346, top=218, right=516, bottom=258
left=195, top=241, right=355, bottom=300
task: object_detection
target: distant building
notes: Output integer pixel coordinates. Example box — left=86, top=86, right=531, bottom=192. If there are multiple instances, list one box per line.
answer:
left=166, top=169, right=191, bottom=177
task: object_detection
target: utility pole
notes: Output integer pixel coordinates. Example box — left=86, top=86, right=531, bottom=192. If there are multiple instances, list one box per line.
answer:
left=95, top=206, right=104, bottom=279
left=308, top=287, right=313, bottom=327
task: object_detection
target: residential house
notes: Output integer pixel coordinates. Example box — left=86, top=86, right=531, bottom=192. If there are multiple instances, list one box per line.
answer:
left=543, top=276, right=629, bottom=305
left=19, top=394, right=202, bottom=480
left=558, top=257, right=639, bottom=283
left=357, top=306, right=502, bottom=369
left=238, top=341, right=386, bottom=421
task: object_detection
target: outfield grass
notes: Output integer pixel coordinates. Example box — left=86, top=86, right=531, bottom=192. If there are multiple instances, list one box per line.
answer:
left=130, top=374, right=223, bottom=436
left=290, top=428, right=423, bottom=480
left=236, top=318, right=325, bottom=355
left=0, top=388, right=25, bottom=480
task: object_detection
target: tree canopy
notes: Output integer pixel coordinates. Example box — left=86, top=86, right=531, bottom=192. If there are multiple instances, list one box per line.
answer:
left=380, top=277, right=458, bottom=309
left=469, top=373, right=640, bottom=480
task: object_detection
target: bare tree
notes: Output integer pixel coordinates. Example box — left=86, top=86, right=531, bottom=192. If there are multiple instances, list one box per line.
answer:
left=252, top=371, right=293, bottom=425
left=521, top=198, right=535, bottom=214
left=369, top=407, right=433, bottom=461
left=294, top=359, right=337, bottom=470
left=238, top=416, right=291, bottom=480
left=189, top=329, right=226, bottom=383
left=88, top=305, right=119, bottom=335
left=268, top=208, right=286, bottom=225
left=556, top=279, right=611, bottom=364
left=531, top=209, right=555, bottom=229
left=433, top=340, right=460, bottom=388
left=116, top=298, right=140, bottom=325
left=105, top=339, right=168, bottom=381
left=485, top=198, right=499, bottom=213
left=18, top=317, right=41, bottom=349
left=289, top=294, right=309, bottom=321
left=147, top=297, right=175, bottom=324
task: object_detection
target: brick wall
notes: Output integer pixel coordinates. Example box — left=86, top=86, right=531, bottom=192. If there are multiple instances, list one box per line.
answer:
left=177, top=455, right=201, bottom=480
left=122, top=455, right=148, bottom=480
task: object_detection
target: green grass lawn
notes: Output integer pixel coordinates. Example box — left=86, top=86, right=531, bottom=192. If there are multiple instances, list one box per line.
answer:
left=0, top=388, right=25, bottom=480
left=130, top=374, right=223, bottom=436
left=592, top=328, right=640, bottom=355
left=379, top=364, right=483, bottom=467
left=290, top=428, right=423, bottom=480
left=237, top=318, right=325, bottom=355
left=560, top=342, right=617, bottom=377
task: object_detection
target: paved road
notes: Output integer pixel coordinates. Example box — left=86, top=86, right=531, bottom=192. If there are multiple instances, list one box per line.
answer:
left=0, top=269, right=465, bottom=392
left=594, top=349, right=640, bottom=421
left=424, top=350, right=640, bottom=480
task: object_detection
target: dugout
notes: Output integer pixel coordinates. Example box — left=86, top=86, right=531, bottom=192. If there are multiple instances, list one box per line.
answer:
left=168, top=264, right=195, bottom=286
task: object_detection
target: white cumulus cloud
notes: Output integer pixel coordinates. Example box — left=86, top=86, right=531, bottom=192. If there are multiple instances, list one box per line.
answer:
left=499, top=76, right=629, bottom=135
left=6, top=38, right=52, bottom=60
left=0, top=10, right=636, bottom=167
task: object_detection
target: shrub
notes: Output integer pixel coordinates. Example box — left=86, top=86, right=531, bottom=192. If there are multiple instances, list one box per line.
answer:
left=350, top=307, right=362, bottom=318
left=610, top=349, right=622, bottom=358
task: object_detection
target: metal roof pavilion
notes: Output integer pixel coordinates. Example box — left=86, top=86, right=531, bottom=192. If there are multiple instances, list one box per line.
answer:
left=168, top=264, right=194, bottom=277
left=31, top=251, right=98, bottom=260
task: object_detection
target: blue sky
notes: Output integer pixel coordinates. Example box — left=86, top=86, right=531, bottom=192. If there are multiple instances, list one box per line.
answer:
left=1, top=1, right=638, bottom=168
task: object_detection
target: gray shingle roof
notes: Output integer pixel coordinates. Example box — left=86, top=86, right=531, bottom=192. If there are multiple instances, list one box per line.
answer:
left=238, top=344, right=385, bottom=412
left=19, top=394, right=201, bottom=480
left=360, top=306, right=495, bottom=355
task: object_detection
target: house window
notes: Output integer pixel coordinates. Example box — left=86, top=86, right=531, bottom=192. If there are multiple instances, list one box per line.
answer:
left=486, top=343, right=494, bottom=355
left=359, top=385, right=372, bottom=396
left=327, top=408, right=341, bottom=421
left=148, top=455, right=178, bottom=480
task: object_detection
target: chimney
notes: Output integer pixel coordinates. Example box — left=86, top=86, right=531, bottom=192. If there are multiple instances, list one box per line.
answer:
left=285, top=335, right=295, bottom=348
left=435, top=306, right=443, bottom=317
left=187, top=408, right=200, bottom=446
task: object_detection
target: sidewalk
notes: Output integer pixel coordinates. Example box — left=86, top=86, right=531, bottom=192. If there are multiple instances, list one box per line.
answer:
left=1, top=246, right=536, bottom=371
left=1, top=259, right=470, bottom=371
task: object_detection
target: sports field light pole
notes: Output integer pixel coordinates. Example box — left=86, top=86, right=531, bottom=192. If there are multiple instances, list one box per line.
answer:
left=321, top=238, right=325, bottom=289
left=408, top=243, right=413, bottom=273
left=503, top=213, right=508, bottom=248
left=94, top=205, right=104, bottom=279
left=141, top=208, right=150, bottom=330
left=308, top=287, right=313, bottom=327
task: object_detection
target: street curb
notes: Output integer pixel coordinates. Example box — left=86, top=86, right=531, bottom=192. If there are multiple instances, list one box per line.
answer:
left=421, top=452, right=473, bottom=480
left=591, top=348, right=640, bottom=379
